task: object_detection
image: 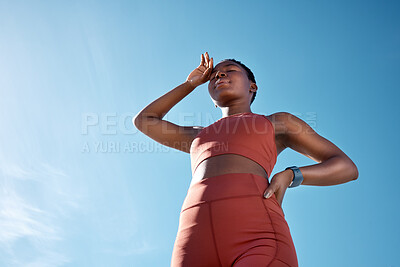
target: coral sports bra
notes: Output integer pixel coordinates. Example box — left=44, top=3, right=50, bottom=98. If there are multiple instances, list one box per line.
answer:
left=190, top=112, right=277, bottom=178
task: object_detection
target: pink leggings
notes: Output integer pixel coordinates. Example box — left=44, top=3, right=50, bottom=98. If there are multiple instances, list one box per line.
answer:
left=171, top=173, right=298, bottom=267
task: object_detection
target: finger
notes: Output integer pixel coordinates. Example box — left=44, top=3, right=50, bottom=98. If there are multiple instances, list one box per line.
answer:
left=264, top=176, right=276, bottom=198
left=274, top=191, right=281, bottom=203
left=200, top=54, right=205, bottom=66
left=275, top=189, right=286, bottom=206
left=263, top=188, right=274, bottom=198
left=201, top=68, right=211, bottom=82
left=276, top=193, right=283, bottom=207
left=207, top=58, right=213, bottom=75
left=204, top=67, right=211, bottom=74
left=204, top=52, right=209, bottom=66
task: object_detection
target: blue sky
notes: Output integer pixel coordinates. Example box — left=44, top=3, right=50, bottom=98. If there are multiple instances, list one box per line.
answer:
left=0, top=0, right=399, bottom=266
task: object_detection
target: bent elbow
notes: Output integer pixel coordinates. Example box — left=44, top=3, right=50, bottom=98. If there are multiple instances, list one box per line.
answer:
left=133, top=112, right=145, bottom=126
left=353, top=168, right=359, bottom=180
left=340, top=156, right=359, bottom=181
left=132, top=115, right=139, bottom=127
left=351, top=163, right=359, bottom=181
left=133, top=114, right=144, bottom=132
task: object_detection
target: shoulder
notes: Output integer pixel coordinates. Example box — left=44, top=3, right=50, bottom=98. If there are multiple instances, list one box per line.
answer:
left=264, top=111, right=295, bottom=122
left=262, top=112, right=296, bottom=135
left=264, top=112, right=315, bottom=137
left=265, top=112, right=349, bottom=163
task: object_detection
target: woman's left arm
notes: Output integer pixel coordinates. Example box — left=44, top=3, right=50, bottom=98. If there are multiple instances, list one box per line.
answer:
left=263, top=112, right=359, bottom=204
left=279, top=112, right=359, bottom=186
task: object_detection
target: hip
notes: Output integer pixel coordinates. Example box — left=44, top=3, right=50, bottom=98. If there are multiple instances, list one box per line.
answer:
left=173, top=173, right=298, bottom=267
left=183, top=172, right=284, bottom=218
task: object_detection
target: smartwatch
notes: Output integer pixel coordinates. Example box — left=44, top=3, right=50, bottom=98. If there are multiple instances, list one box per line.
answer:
left=285, top=166, right=304, bottom=188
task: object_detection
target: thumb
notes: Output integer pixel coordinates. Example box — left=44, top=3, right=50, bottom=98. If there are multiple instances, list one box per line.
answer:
left=263, top=187, right=275, bottom=198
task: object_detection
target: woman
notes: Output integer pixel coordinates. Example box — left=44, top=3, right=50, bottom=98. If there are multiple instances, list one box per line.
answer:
left=134, top=52, right=359, bottom=267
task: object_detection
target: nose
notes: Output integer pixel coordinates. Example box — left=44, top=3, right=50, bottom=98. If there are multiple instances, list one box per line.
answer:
left=216, top=70, right=227, bottom=79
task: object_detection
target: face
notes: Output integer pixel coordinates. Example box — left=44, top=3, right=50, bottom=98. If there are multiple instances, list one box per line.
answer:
left=208, top=61, right=255, bottom=106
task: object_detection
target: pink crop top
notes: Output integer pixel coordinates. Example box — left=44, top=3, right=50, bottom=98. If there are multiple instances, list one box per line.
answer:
left=190, top=112, right=277, bottom=178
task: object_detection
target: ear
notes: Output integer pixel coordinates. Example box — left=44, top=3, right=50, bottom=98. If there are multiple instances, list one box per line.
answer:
left=250, top=82, right=258, bottom=93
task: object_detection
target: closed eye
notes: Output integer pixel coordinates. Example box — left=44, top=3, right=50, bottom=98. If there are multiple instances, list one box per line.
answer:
left=210, top=69, right=236, bottom=80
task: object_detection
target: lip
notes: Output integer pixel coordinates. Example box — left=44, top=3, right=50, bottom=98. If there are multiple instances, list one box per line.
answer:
left=215, top=79, right=230, bottom=88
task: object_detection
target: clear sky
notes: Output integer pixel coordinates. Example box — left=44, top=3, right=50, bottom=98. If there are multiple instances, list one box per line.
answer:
left=0, top=0, right=399, bottom=266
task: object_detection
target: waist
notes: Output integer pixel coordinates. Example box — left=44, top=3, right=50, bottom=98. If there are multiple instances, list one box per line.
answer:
left=183, top=173, right=271, bottom=212
left=192, top=154, right=268, bottom=183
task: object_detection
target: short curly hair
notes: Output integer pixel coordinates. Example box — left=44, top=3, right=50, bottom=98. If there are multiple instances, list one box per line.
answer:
left=220, top=58, right=257, bottom=105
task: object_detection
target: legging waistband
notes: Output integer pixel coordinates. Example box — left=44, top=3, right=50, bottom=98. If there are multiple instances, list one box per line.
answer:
left=182, top=173, right=274, bottom=213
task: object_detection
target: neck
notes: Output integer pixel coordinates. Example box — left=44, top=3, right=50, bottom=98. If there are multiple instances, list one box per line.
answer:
left=221, top=108, right=252, bottom=118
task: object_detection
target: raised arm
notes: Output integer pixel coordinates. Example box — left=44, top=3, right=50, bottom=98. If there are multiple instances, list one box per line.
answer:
left=133, top=52, right=214, bottom=153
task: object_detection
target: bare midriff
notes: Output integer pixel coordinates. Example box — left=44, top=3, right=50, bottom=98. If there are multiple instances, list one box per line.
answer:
left=191, top=154, right=270, bottom=185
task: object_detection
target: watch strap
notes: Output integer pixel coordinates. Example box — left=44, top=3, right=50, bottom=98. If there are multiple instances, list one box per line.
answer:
left=285, top=166, right=303, bottom=188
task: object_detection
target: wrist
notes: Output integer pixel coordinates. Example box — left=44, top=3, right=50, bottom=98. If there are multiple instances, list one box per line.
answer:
left=285, top=166, right=304, bottom=188
left=284, top=169, right=295, bottom=185
left=185, top=80, right=198, bottom=89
